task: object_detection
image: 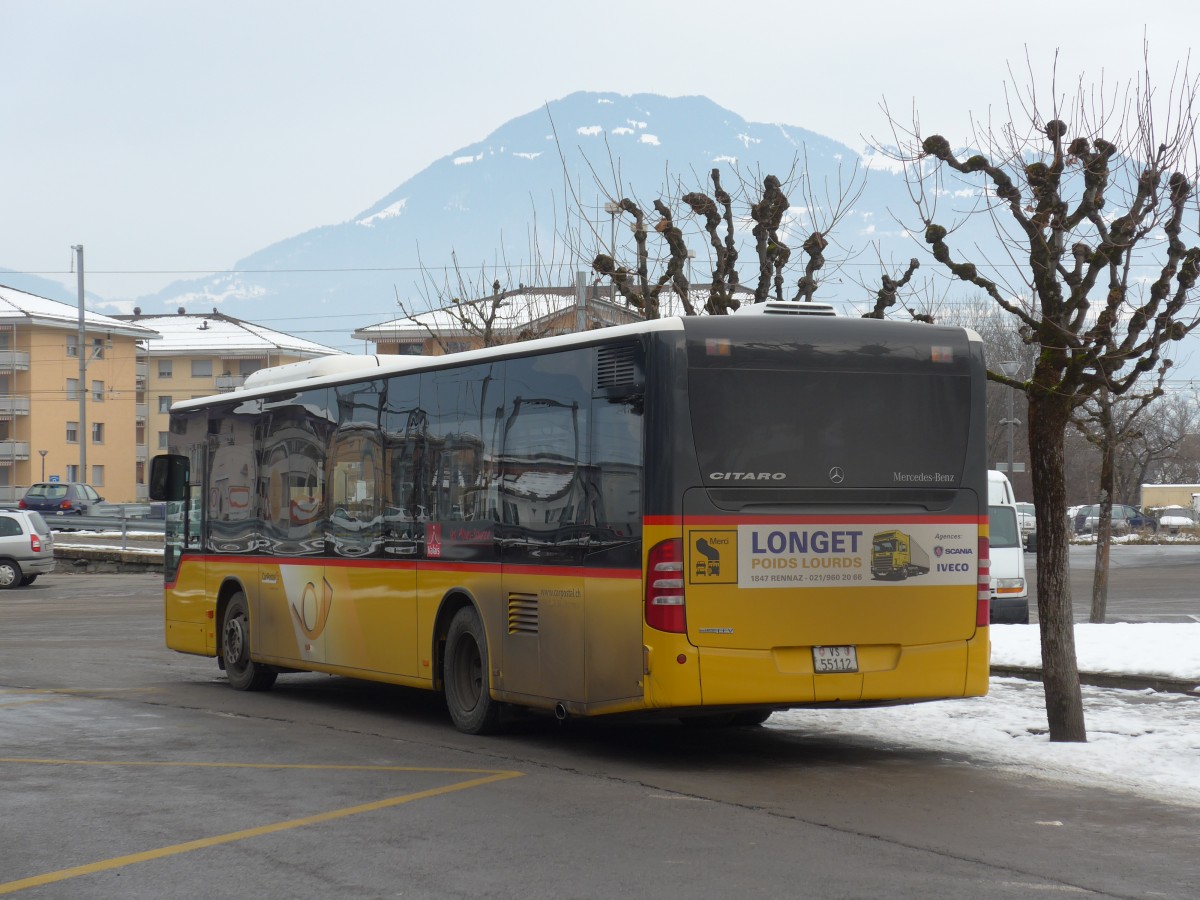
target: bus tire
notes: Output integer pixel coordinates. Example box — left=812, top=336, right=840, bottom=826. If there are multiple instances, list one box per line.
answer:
left=222, top=592, right=277, bottom=692
left=444, top=606, right=503, bottom=735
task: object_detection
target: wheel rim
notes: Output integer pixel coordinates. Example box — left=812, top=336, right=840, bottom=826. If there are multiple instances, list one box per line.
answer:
left=450, top=637, right=483, bottom=713
left=224, top=614, right=247, bottom=669
left=0, top=564, right=16, bottom=587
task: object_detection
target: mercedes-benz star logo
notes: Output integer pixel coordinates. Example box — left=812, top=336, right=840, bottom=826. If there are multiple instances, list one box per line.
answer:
left=829, top=466, right=845, bottom=484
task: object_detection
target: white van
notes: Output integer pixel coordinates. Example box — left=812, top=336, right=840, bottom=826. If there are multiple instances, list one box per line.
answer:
left=987, top=470, right=1029, bottom=624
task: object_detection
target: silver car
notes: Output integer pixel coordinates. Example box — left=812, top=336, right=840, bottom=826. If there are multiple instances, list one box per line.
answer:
left=0, top=509, right=56, bottom=587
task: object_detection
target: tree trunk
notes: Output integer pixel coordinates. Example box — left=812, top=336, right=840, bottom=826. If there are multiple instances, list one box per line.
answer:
left=1091, top=414, right=1115, bottom=623
left=1026, top=392, right=1088, bottom=742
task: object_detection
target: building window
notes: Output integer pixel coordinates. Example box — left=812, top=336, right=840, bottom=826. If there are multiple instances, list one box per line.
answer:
left=158, top=396, right=173, bottom=413
left=66, top=465, right=80, bottom=482
left=158, top=432, right=169, bottom=449
left=67, top=335, right=79, bottom=358
left=92, top=380, right=105, bottom=402
left=91, top=337, right=105, bottom=359
left=158, top=360, right=173, bottom=379
left=92, top=422, right=105, bottom=443
left=136, top=461, right=145, bottom=484
left=239, top=360, right=261, bottom=376
left=66, top=378, right=79, bottom=401
left=66, top=421, right=79, bottom=443
left=92, top=465, right=105, bottom=487
left=136, top=423, right=146, bottom=445
left=191, top=359, right=213, bottom=378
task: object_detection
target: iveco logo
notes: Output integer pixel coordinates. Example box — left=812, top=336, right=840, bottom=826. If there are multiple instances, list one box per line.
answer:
left=829, top=467, right=845, bottom=484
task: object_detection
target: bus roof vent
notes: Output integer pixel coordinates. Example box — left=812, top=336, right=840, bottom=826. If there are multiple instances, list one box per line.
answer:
left=735, top=300, right=838, bottom=316
left=596, top=343, right=643, bottom=393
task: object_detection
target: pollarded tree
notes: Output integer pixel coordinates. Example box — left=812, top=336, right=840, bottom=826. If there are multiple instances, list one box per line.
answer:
left=885, top=53, right=1200, bottom=741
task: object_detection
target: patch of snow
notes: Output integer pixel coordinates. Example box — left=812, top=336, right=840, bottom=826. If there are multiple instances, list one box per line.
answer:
left=627, top=119, right=647, bottom=129
left=577, top=126, right=603, bottom=137
left=512, top=152, right=542, bottom=160
left=736, top=133, right=762, bottom=149
left=612, top=126, right=634, bottom=136
left=639, top=134, right=661, bottom=146
left=453, top=155, right=479, bottom=166
left=712, top=155, right=737, bottom=165
left=357, top=199, right=408, bottom=227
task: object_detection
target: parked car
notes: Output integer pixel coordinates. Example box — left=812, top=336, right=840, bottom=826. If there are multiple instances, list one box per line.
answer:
left=1156, top=507, right=1195, bottom=534
left=1014, top=502, right=1036, bottom=535
left=0, top=509, right=55, bottom=588
left=1073, top=503, right=1156, bottom=535
left=18, top=482, right=105, bottom=517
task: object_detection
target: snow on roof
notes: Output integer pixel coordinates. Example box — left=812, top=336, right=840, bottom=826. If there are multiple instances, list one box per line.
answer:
left=118, top=311, right=344, bottom=357
left=354, top=285, right=756, bottom=341
left=0, top=283, right=160, bottom=338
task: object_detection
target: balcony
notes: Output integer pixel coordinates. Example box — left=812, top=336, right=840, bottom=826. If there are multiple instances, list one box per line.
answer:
left=0, top=351, right=30, bottom=371
left=215, top=374, right=246, bottom=392
left=0, top=396, right=30, bottom=416
left=0, top=441, right=30, bottom=461
left=136, top=403, right=149, bottom=422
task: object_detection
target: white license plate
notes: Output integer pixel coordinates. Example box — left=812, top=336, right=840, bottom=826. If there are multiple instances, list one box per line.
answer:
left=813, top=645, right=858, bottom=673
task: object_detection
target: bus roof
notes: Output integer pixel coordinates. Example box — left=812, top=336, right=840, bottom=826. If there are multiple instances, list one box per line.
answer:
left=170, top=308, right=981, bottom=413
left=170, top=316, right=687, bottom=411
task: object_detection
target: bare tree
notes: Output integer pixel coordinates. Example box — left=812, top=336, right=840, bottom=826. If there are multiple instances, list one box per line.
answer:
left=1072, top=373, right=1167, bottom=623
left=884, top=51, right=1200, bottom=741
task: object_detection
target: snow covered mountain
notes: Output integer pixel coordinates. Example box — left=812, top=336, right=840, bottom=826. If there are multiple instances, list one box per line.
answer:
left=124, top=92, right=922, bottom=328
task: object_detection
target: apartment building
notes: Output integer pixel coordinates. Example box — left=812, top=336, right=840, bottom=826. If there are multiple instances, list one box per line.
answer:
left=0, top=284, right=160, bottom=503
left=116, top=308, right=343, bottom=499
left=352, top=287, right=645, bottom=354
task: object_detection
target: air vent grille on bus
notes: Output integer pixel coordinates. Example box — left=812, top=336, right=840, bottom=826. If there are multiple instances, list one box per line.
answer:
left=754, top=300, right=838, bottom=316
left=596, top=343, right=640, bottom=391
left=507, top=595, right=539, bottom=635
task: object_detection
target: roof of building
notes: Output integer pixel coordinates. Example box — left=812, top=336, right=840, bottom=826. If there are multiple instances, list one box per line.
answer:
left=353, top=285, right=755, bottom=342
left=115, top=309, right=345, bottom=358
left=0, top=283, right=160, bottom=338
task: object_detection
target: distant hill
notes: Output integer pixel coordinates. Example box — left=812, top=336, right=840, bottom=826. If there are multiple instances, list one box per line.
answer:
left=119, top=92, right=925, bottom=330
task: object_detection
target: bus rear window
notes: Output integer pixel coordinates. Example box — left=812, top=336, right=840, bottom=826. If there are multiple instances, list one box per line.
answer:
left=688, top=368, right=971, bottom=488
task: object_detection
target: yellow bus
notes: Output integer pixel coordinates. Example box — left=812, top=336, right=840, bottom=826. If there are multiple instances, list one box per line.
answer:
left=150, top=302, right=991, bottom=733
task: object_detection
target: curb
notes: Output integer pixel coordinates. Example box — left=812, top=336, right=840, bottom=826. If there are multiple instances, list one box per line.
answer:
left=991, top=665, right=1200, bottom=698
left=53, top=547, right=161, bottom=575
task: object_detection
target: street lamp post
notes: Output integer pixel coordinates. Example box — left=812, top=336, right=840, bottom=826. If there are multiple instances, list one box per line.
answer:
left=39, top=449, right=47, bottom=481
left=998, top=361, right=1022, bottom=474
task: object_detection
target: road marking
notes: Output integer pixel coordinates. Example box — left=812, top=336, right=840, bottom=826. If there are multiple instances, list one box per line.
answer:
left=0, top=758, right=524, bottom=895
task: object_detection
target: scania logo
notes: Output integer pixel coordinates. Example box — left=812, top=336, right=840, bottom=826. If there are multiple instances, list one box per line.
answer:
left=828, top=466, right=845, bottom=484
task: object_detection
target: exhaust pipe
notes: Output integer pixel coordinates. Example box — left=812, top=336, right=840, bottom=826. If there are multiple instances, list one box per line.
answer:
left=554, top=702, right=568, bottom=721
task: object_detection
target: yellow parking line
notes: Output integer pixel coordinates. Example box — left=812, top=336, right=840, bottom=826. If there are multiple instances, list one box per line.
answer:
left=0, top=759, right=524, bottom=895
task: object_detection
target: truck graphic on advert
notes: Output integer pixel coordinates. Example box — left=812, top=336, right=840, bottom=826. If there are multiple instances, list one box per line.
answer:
left=870, top=529, right=930, bottom=580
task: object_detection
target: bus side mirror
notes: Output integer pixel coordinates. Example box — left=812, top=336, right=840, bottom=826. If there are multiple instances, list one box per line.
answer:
left=149, top=454, right=189, bottom=501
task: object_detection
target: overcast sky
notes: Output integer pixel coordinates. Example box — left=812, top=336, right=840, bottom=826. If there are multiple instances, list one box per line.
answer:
left=3, top=0, right=1197, bottom=304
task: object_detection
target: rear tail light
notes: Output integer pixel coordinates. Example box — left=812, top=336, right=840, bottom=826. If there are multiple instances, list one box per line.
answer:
left=60, top=500, right=73, bottom=511
left=977, top=535, right=991, bottom=626
left=645, top=538, right=687, bottom=633
left=31, top=534, right=41, bottom=553
left=17, top=499, right=26, bottom=509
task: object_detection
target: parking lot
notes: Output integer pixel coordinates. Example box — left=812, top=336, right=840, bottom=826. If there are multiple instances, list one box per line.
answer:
left=2, top=572, right=1199, bottom=897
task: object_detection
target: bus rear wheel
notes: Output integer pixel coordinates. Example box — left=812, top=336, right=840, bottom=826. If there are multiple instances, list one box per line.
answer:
left=222, top=592, right=277, bottom=691
left=443, top=606, right=503, bottom=735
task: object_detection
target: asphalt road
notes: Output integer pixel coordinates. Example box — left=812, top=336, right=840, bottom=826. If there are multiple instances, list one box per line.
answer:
left=1027, top=543, right=1200, bottom=622
left=1, top=574, right=1197, bottom=898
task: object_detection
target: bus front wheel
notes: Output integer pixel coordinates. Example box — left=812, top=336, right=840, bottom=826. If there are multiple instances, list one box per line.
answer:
left=443, top=606, right=503, bottom=735
left=222, top=592, right=277, bottom=692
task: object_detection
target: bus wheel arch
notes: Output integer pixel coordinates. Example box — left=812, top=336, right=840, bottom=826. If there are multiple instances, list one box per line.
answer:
left=218, top=584, right=277, bottom=692
left=438, top=594, right=504, bottom=735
